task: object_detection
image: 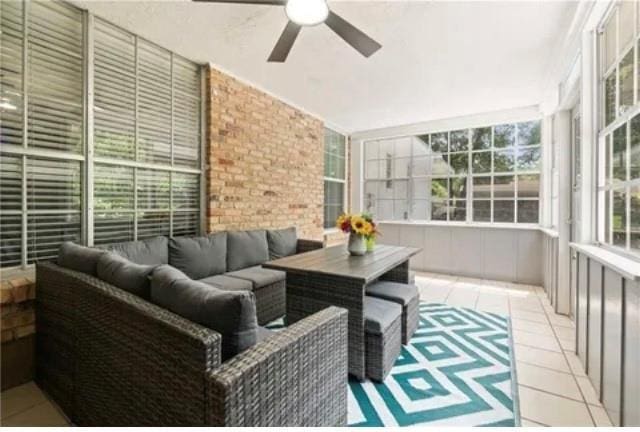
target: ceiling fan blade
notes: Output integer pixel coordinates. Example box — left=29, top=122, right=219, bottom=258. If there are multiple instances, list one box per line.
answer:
left=267, top=21, right=301, bottom=62
left=192, top=0, right=285, bottom=5
left=325, top=11, right=381, bottom=58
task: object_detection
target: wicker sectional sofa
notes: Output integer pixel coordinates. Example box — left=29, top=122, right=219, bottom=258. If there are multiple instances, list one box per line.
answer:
left=35, top=228, right=349, bottom=426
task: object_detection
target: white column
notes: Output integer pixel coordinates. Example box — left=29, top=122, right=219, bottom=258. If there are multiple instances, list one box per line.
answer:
left=555, top=109, right=572, bottom=314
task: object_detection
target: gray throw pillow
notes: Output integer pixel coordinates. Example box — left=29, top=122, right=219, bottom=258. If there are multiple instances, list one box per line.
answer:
left=267, top=227, right=298, bottom=259
left=97, top=252, right=156, bottom=299
left=57, top=242, right=106, bottom=276
left=169, top=233, right=227, bottom=279
left=150, top=265, right=258, bottom=361
left=106, top=236, right=169, bottom=265
left=226, top=230, right=270, bottom=271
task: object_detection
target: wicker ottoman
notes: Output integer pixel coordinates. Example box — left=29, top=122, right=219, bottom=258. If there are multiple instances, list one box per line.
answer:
left=364, top=296, right=402, bottom=382
left=366, top=281, right=419, bottom=345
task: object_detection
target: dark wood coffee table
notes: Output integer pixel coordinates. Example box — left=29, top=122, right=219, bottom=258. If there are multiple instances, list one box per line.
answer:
left=263, top=243, right=421, bottom=380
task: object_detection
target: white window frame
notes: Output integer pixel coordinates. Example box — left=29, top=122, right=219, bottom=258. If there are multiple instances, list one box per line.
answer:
left=0, top=0, right=205, bottom=271
left=323, top=127, right=348, bottom=231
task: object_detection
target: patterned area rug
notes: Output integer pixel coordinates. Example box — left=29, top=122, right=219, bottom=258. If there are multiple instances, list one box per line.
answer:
left=267, top=302, right=519, bottom=427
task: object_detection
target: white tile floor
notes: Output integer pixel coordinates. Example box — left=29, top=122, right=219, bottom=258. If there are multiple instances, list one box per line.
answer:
left=0, top=272, right=613, bottom=427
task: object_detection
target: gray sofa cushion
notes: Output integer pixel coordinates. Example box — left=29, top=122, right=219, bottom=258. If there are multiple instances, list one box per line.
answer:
left=227, top=230, right=270, bottom=271
left=267, top=227, right=298, bottom=259
left=364, top=296, right=402, bottom=335
left=107, top=236, right=168, bottom=266
left=198, top=274, right=253, bottom=291
left=365, top=281, right=419, bottom=306
left=257, top=326, right=275, bottom=343
left=57, top=242, right=105, bottom=276
left=169, top=233, right=227, bottom=279
left=225, top=266, right=286, bottom=289
left=150, top=265, right=258, bottom=361
left=97, top=252, right=156, bottom=299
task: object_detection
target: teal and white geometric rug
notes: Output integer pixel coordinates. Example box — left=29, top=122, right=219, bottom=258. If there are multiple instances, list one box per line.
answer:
left=348, top=303, right=519, bottom=427
left=267, top=302, right=519, bottom=427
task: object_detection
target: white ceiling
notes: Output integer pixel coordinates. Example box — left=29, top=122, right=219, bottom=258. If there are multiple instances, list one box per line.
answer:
left=72, top=0, right=578, bottom=133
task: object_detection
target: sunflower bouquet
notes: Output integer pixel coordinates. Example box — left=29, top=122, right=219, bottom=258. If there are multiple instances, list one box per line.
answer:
left=336, top=212, right=380, bottom=254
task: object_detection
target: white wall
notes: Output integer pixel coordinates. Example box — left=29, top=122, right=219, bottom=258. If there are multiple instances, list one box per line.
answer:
left=379, top=222, right=543, bottom=285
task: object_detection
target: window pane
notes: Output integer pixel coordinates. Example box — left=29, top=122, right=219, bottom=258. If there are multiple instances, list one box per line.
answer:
left=517, top=200, right=539, bottom=223
left=613, top=189, right=627, bottom=247
left=364, top=141, right=379, bottom=160
left=366, top=159, right=382, bottom=179
left=472, top=127, right=491, bottom=150
left=430, top=132, right=448, bottom=153
left=412, top=157, right=429, bottom=176
left=631, top=185, right=640, bottom=250
left=431, top=200, right=447, bottom=221
left=393, top=200, right=408, bottom=220
left=137, top=211, right=170, bottom=239
left=412, top=200, right=428, bottom=220
left=494, top=200, right=515, bottom=223
left=494, top=149, right=515, bottom=172
left=173, top=58, right=201, bottom=168
left=28, top=1, right=84, bottom=153
left=412, top=178, right=429, bottom=199
left=604, top=11, right=616, bottom=72
left=94, top=164, right=134, bottom=211
left=517, top=147, right=541, bottom=171
left=613, top=125, right=627, bottom=184
left=449, top=176, right=467, bottom=199
left=94, top=213, right=134, bottom=245
left=449, top=130, right=469, bottom=152
left=619, top=48, right=634, bottom=114
left=473, top=200, right=491, bottom=222
left=473, top=176, right=491, bottom=198
left=393, top=180, right=408, bottom=200
left=0, top=154, right=22, bottom=211
left=619, top=1, right=635, bottom=54
left=494, top=175, right=515, bottom=198
left=449, top=199, right=466, bottom=221
left=394, top=157, right=410, bottom=178
left=0, top=214, right=22, bottom=268
left=631, top=114, right=640, bottom=179
left=0, top=0, right=24, bottom=147
left=431, top=155, right=450, bottom=176
left=431, top=178, right=448, bottom=200
left=449, top=153, right=469, bottom=174
left=173, top=173, right=200, bottom=209
left=605, top=73, right=616, bottom=126
left=413, top=136, right=430, bottom=157
left=137, top=169, right=170, bottom=210
left=27, top=158, right=81, bottom=211
left=173, top=212, right=199, bottom=237
left=517, top=121, right=541, bottom=146
left=518, top=174, right=540, bottom=198
left=494, top=124, right=515, bottom=148
left=27, top=213, right=81, bottom=264
left=377, top=200, right=393, bottom=220
left=472, top=151, right=491, bottom=174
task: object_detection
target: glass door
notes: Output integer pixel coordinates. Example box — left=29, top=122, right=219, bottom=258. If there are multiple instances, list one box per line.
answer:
left=569, top=103, right=581, bottom=318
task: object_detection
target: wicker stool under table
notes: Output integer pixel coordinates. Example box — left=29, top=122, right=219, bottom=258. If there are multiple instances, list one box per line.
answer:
left=364, top=296, right=402, bottom=382
left=366, top=281, right=419, bottom=345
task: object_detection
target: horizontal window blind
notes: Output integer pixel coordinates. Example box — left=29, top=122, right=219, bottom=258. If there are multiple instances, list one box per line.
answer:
left=0, top=0, right=203, bottom=269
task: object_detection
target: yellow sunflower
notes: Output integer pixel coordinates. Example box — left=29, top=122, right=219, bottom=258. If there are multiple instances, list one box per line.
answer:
left=351, top=215, right=368, bottom=235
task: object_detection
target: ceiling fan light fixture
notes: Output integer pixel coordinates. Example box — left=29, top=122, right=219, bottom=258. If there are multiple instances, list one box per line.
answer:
left=285, top=0, right=329, bottom=26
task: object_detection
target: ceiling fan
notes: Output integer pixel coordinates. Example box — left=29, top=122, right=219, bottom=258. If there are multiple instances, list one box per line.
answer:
left=193, top=0, right=382, bottom=62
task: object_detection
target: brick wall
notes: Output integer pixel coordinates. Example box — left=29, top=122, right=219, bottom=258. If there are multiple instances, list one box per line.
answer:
left=206, top=67, right=325, bottom=240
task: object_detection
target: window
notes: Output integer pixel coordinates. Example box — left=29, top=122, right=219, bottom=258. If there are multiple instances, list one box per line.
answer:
left=597, top=1, right=640, bottom=255
left=363, top=120, right=541, bottom=224
left=324, top=128, right=347, bottom=229
left=0, top=0, right=203, bottom=269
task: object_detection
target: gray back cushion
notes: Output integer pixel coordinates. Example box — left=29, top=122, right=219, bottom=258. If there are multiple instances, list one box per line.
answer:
left=227, top=230, right=269, bottom=271
left=150, top=265, right=258, bottom=361
left=168, top=233, right=227, bottom=279
left=267, top=227, right=298, bottom=259
left=97, top=252, right=156, bottom=299
left=106, top=236, right=168, bottom=266
left=57, top=242, right=105, bottom=276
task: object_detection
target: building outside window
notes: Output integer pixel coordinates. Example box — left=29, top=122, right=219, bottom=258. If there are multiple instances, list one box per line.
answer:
left=324, top=128, right=347, bottom=229
left=363, top=120, right=541, bottom=224
left=597, top=1, right=640, bottom=255
left=0, top=1, right=203, bottom=270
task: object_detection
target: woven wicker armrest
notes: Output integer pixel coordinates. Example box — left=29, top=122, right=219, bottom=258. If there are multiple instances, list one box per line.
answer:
left=37, top=262, right=222, bottom=426
left=207, top=306, right=349, bottom=426
left=296, top=238, right=324, bottom=254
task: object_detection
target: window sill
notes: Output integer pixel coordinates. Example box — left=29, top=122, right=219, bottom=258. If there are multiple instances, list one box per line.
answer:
left=376, top=220, right=541, bottom=231
left=570, top=243, right=640, bottom=281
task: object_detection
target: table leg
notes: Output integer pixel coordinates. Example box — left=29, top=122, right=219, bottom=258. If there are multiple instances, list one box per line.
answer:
left=284, top=271, right=366, bottom=380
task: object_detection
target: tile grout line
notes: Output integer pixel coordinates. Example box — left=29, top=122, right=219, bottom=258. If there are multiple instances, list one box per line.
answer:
left=518, top=383, right=588, bottom=405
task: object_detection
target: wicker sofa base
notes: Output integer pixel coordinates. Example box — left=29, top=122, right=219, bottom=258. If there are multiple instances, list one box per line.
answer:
left=365, top=315, right=402, bottom=382
left=253, top=280, right=286, bottom=325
